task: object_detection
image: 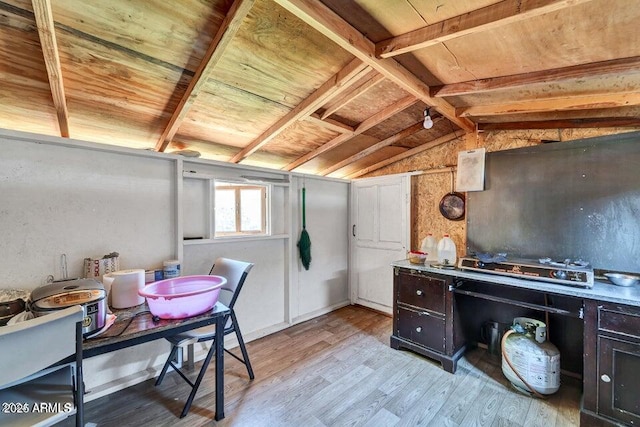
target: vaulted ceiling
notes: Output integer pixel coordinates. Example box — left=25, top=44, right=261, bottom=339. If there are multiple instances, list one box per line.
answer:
left=2, top=0, right=640, bottom=178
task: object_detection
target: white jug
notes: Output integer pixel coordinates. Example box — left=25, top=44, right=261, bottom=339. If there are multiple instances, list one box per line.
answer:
left=437, top=234, right=457, bottom=266
left=103, top=269, right=145, bottom=309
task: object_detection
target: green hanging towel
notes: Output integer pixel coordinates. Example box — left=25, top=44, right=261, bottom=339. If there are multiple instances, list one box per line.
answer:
left=297, top=186, right=311, bottom=270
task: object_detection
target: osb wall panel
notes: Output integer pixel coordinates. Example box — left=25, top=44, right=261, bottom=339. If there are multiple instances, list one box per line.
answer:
left=362, top=128, right=640, bottom=259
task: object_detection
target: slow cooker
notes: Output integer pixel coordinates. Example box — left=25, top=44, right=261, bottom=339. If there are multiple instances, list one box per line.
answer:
left=0, top=289, right=30, bottom=326
left=30, top=278, right=107, bottom=336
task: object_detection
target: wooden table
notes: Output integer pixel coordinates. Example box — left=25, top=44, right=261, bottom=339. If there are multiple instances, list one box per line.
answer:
left=82, top=301, right=230, bottom=421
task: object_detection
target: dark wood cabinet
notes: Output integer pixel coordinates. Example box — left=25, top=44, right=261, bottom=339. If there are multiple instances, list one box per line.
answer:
left=390, top=267, right=465, bottom=373
left=583, top=300, right=640, bottom=426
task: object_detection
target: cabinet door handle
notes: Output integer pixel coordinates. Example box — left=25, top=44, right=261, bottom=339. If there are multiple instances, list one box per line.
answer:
left=416, top=327, right=422, bottom=333
left=601, top=374, right=611, bottom=383
left=416, top=290, right=423, bottom=296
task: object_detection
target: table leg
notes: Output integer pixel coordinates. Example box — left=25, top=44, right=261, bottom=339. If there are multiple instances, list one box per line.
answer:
left=215, top=314, right=225, bottom=421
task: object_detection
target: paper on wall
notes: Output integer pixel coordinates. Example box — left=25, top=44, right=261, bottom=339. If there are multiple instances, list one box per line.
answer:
left=456, top=148, right=486, bottom=192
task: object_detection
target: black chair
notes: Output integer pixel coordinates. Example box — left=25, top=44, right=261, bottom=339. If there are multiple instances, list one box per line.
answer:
left=155, top=257, right=255, bottom=418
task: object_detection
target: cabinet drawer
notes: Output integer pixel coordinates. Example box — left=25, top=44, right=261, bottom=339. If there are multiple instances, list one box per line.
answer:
left=397, top=272, right=445, bottom=314
left=599, top=308, right=640, bottom=339
left=397, top=307, right=445, bottom=353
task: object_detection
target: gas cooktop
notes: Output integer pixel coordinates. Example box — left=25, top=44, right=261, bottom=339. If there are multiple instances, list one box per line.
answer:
left=458, top=256, right=594, bottom=288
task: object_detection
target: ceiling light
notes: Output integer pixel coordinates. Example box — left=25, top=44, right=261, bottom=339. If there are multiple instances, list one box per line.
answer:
left=423, top=108, right=434, bottom=129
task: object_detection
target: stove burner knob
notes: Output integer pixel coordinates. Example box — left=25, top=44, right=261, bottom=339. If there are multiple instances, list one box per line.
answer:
left=553, top=270, right=567, bottom=280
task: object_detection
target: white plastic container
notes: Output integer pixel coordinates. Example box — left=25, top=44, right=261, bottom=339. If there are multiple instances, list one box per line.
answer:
left=163, top=260, right=181, bottom=279
left=437, top=234, right=457, bottom=266
left=420, top=233, right=438, bottom=262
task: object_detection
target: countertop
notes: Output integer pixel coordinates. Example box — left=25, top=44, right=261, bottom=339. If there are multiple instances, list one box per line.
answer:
left=391, top=259, right=640, bottom=307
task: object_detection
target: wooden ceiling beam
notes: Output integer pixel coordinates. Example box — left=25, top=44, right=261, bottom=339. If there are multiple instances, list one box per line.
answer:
left=478, top=118, right=640, bottom=130
left=319, top=121, right=425, bottom=176
left=273, top=0, right=475, bottom=132
left=376, top=0, right=596, bottom=59
left=305, top=114, right=355, bottom=134
left=319, top=70, right=385, bottom=119
left=155, top=0, right=255, bottom=152
left=432, top=56, right=640, bottom=97
left=282, top=95, right=418, bottom=171
left=32, top=0, right=70, bottom=137
left=457, top=92, right=640, bottom=117
left=230, top=58, right=368, bottom=163
left=347, top=131, right=460, bottom=179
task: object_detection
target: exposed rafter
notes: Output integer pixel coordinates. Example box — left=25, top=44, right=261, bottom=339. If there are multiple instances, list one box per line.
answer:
left=32, top=0, right=70, bottom=137
left=273, top=0, right=475, bottom=132
left=319, top=70, right=385, bottom=120
left=457, top=92, right=640, bottom=117
left=375, top=0, right=596, bottom=59
left=305, top=115, right=355, bottom=134
left=155, top=0, right=255, bottom=152
left=478, top=118, right=640, bottom=130
left=432, top=56, right=640, bottom=97
left=347, top=131, right=461, bottom=179
left=320, top=120, right=427, bottom=176
left=230, top=58, right=368, bottom=163
left=283, top=95, right=418, bottom=171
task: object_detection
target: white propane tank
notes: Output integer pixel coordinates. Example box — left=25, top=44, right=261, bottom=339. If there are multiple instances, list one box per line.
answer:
left=501, top=317, right=561, bottom=396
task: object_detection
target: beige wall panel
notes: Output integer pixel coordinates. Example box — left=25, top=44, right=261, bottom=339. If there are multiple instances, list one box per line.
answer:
left=51, top=0, right=225, bottom=72
left=210, top=0, right=353, bottom=108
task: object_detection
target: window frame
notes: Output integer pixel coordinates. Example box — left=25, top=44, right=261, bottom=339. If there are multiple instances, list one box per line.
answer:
left=214, top=181, right=269, bottom=238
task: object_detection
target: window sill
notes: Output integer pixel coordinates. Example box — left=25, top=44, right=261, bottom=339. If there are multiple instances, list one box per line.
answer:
left=182, top=234, right=290, bottom=245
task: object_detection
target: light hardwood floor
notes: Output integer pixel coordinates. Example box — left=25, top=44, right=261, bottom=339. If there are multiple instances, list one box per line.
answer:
left=65, top=305, right=581, bottom=426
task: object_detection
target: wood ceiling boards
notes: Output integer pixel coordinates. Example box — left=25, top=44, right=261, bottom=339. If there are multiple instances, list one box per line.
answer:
left=1, top=0, right=639, bottom=177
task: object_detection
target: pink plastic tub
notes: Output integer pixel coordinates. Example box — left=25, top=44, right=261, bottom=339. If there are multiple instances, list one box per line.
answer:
left=138, top=275, right=226, bottom=319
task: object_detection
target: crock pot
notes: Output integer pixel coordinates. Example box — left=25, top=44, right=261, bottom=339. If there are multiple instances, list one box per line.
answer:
left=0, top=289, right=30, bottom=326
left=29, top=278, right=107, bottom=336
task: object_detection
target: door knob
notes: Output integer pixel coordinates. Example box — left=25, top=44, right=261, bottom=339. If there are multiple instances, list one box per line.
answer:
left=601, top=374, right=611, bottom=383
left=416, top=327, right=422, bottom=333
left=416, top=290, right=423, bottom=296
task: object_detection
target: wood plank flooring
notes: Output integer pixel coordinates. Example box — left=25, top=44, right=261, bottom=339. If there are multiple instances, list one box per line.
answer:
left=63, top=305, right=581, bottom=427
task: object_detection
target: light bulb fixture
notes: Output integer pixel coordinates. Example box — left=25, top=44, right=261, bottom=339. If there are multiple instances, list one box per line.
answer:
left=423, top=108, right=434, bottom=129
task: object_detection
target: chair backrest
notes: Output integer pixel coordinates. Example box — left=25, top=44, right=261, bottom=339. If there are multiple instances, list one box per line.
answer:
left=209, top=257, right=254, bottom=310
left=0, top=305, right=83, bottom=388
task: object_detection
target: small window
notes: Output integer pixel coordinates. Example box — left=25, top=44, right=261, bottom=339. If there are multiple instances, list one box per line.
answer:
left=214, top=182, right=267, bottom=237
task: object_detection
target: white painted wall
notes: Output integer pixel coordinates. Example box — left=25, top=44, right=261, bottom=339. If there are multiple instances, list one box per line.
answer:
left=290, top=177, right=350, bottom=322
left=0, top=129, right=350, bottom=398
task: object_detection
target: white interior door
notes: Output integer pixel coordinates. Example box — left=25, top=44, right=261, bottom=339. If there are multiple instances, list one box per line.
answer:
left=350, top=174, right=410, bottom=314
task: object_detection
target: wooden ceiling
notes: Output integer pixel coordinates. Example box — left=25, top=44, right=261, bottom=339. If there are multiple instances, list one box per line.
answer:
left=2, top=0, right=640, bottom=177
